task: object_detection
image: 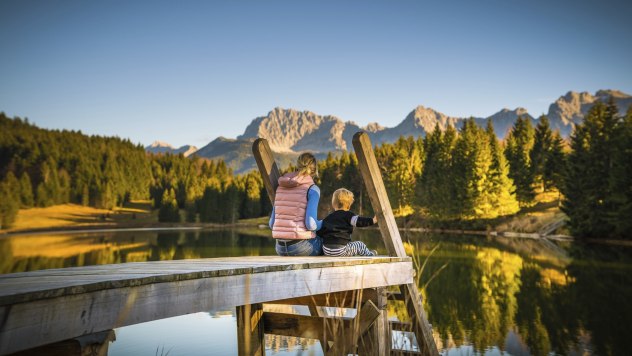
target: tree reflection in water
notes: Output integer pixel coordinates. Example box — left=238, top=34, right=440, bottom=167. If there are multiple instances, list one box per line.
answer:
left=1, top=229, right=630, bottom=355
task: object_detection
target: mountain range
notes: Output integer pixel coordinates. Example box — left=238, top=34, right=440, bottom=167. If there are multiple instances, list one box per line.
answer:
left=146, top=89, right=632, bottom=173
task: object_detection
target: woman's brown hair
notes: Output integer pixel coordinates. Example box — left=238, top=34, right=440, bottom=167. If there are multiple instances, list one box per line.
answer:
left=297, top=152, right=318, bottom=177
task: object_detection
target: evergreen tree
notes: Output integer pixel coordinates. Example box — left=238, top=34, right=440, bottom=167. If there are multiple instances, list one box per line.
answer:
left=505, top=116, right=536, bottom=206
left=35, top=182, right=50, bottom=207
left=417, top=124, right=457, bottom=218
left=384, top=136, right=422, bottom=215
left=222, top=183, right=240, bottom=223
left=608, top=106, right=632, bottom=238
left=185, top=200, right=197, bottom=223
left=543, top=131, right=565, bottom=192
left=530, top=116, right=553, bottom=192
left=158, top=188, right=181, bottom=222
left=19, top=172, right=34, bottom=207
left=240, top=173, right=262, bottom=219
left=486, top=121, right=520, bottom=217
left=198, top=185, right=221, bottom=223
left=0, top=179, right=19, bottom=229
left=562, top=101, right=619, bottom=237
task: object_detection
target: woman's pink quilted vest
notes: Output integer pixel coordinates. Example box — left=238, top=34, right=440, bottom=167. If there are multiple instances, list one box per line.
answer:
left=272, top=172, right=315, bottom=240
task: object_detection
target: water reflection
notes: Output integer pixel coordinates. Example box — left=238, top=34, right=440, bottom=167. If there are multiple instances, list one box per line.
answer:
left=1, top=229, right=630, bottom=355
left=405, top=235, right=632, bottom=356
left=0, top=229, right=277, bottom=274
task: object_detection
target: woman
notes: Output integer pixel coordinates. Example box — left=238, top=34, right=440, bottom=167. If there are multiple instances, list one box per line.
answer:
left=269, top=152, right=323, bottom=256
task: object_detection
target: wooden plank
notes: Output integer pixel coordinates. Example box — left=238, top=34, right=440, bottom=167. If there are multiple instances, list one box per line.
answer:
left=340, top=299, right=381, bottom=355
left=390, top=320, right=412, bottom=332
left=401, top=283, right=438, bottom=356
left=352, top=131, right=439, bottom=356
left=352, top=132, right=407, bottom=257
left=0, top=261, right=412, bottom=354
left=0, top=256, right=409, bottom=306
left=263, top=300, right=380, bottom=355
left=265, top=289, right=378, bottom=308
left=263, top=312, right=333, bottom=340
left=252, top=138, right=281, bottom=202
left=237, top=304, right=265, bottom=356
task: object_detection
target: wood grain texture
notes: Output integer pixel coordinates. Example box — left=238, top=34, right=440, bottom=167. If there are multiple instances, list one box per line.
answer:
left=352, top=131, right=439, bottom=356
left=237, top=304, right=265, bottom=356
left=352, top=132, right=407, bottom=257
left=252, top=138, right=281, bottom=203
left=0, top=257, right=412, bottom=354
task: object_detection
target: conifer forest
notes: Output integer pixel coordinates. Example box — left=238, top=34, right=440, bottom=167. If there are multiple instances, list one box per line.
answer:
left=1, top=100, right=631, bottom=239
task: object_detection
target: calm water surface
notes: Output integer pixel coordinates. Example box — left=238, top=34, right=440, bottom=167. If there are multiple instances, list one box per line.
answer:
left=1, top=228, right=631, bottom=356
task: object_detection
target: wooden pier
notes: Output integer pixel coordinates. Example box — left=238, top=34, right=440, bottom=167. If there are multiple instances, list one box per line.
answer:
left=0, top=256, right=411, bottom=355
left=0, top=132, right=439, bottom=355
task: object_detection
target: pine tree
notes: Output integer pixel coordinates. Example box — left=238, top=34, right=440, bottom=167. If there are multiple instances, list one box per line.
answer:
left=505, top=116, right=536, bottom=206
left=543, top=131, right=565, bottom=192
left=185, top=200, right=197, bottom=223
left=0, top=180, right=19, bottom=229
left=240, top=173, right=262, bottom=219
left=386, top=136, right=422, bottom=215
left=417, top=124, right=457, bottom=218
left=158, top=188, right=181, bottom=222
left=19, top=172, right=34, bottom=207
left=608, top=106, right=632, bottom=238
left=486, top=121, right=520, bottom=217
left=530, top=116, right=553, bottom=192
left=562, top=100, right=619, bottom=237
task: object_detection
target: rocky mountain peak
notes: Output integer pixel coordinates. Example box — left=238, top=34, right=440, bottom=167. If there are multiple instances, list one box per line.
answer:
left=149, top=140, right=174, bottom=149
left=238, top=107, right=343, bottom=152
left=596, top=89, right=631, bottom=99
left=547, top=89, right=631, bottom=137
left=145, top=141, right=197, bottom=157
left=364, top=122, right=385, bottom=132
left=158, top=89, right=630, bottom=173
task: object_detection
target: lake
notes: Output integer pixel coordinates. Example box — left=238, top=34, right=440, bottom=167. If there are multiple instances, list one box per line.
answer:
left=1, top=228, right=630, bottom=355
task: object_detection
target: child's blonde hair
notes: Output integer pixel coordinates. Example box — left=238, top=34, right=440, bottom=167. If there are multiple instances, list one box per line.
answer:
left=332, top=188, right=354, bottom=210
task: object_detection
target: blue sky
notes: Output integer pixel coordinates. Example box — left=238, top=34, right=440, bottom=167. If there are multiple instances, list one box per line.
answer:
left=1, top=0, right=631, bottom=147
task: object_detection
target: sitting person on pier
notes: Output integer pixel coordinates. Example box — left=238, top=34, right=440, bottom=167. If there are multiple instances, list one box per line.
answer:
left=269, top=152, right=323, bottom=256
left=318, top=188, right=378, bottom=257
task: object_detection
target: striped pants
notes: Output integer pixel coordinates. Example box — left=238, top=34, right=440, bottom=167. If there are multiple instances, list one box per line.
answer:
left=323, top=241, right=376, bottom=257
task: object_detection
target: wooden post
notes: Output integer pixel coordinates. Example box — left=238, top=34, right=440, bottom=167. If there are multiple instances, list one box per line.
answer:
left=352, top=131, right=439, bottom=356
left=252, top=138, right=281, bottom=203
left=236, top=303, right=265, bottom=356
left=358, top=288, right=390, bottom=356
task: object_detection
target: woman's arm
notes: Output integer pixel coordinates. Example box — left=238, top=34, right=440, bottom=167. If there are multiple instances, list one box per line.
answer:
left=269, top=206, right=275, bottom=229
left=305, top=185, right=322, bottom=231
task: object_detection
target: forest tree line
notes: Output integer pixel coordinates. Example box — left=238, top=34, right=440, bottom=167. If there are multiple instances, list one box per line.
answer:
left=1, top=99, right=630, bottom=239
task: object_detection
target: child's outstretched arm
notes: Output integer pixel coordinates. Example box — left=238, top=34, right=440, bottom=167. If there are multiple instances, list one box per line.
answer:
left=350, top=215, right=376, bottom=227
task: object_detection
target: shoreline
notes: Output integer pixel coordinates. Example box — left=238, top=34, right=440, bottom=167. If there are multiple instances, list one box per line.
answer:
left=3, top=221, right=631, bottom=247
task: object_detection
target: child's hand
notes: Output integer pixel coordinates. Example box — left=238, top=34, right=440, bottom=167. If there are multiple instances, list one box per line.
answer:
left=373, top=216, right=378, bottom=224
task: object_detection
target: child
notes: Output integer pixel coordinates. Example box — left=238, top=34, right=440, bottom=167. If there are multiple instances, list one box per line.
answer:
left=318, top=188, right=378, bottom=256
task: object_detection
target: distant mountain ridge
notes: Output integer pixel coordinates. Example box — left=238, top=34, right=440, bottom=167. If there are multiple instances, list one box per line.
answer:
left=146, top=89, right=631, bottom=173
left=145, top=141, right=197, bottom=157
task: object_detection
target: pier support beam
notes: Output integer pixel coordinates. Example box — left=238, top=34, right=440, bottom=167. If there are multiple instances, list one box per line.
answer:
left=237, top=303, right=265, bottom=356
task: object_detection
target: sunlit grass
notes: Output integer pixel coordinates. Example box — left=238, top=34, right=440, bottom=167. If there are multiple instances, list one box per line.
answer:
left=5, top=201, right=156, bottom=232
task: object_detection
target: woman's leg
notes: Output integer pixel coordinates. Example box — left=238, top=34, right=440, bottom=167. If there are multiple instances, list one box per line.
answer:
left=284, top=237, right=323, bottom=256
left=275, top=241, right=289, bottom=256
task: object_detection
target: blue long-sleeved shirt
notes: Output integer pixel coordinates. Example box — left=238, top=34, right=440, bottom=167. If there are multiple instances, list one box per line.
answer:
left=269, top=185, right=322, bottom=232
